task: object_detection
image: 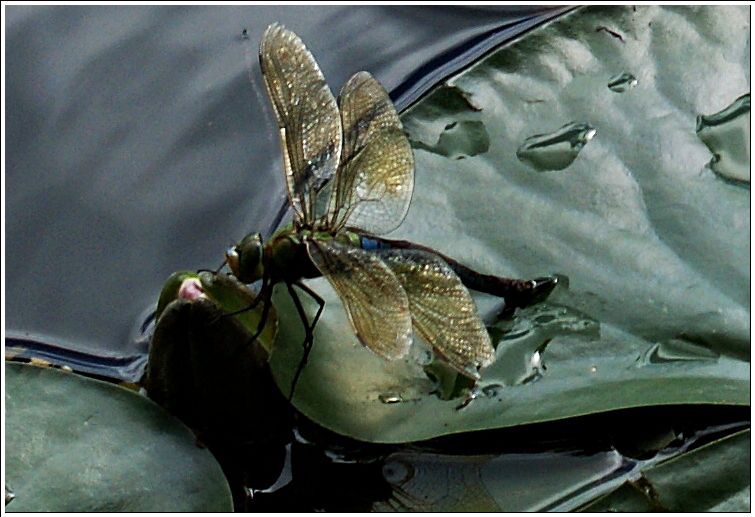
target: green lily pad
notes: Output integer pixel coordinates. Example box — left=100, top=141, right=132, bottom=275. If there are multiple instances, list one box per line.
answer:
left=5, top=361, right=232, bottom=512
left=266, top=5, right=749, bottom=443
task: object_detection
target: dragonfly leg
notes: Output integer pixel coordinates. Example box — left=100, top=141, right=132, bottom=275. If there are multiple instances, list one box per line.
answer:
left=215, top=277, right=273, bottom=364
left=247, top=284, right=273, bottom=343
left=285, top=280, right=325, bottom=401
left=220, top=274, right=272, bottom=338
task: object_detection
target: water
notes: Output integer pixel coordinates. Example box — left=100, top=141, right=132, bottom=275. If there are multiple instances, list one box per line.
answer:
left=374, top=448, right=630, bottom=512
left=516, top=122, right=597, bottom=171
left=695, top=93, right=750, bottom=187
left=5, top=335, right=147, bottom=383
left=5, top=483, right=15, bottom=506
left=485, top=302, right=600, bottom=387
left=640, top=338, right=721, bottom=365
left=406, top=85, right=489, bottom=159
left=414, top=120, right=490, bottom=159
left=607, top=72, right=638, bottom=92
left=6, top=6, right=749, bottom=512
left=370, top=410, right=749, bottom=512
left=378, top=393, right=404, bottom=404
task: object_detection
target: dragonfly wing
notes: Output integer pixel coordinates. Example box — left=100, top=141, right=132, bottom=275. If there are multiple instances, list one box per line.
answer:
left=260, top=23, right=341, bottom=225
left=378, top=249, right=495, bottom=379
left=305, top=239, right=412, bottom=360
left=328, top=71, right=414, bottom=235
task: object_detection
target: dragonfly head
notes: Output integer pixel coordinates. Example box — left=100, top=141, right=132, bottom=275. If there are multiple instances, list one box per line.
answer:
left=226, top=233, right=264, bottom=284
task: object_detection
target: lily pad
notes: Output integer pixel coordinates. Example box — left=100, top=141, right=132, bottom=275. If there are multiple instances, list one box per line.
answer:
left=155, top=270, right=277, bottom=353
left=266, top=5, right=749, bottom=443
left=579, top=428, right=751, bottom=512
left=144, top=271, right=290, bottom=444
left=5, top=361, right=232, bottom=512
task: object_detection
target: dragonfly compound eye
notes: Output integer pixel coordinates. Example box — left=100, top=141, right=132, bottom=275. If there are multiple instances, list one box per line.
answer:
left=226, top=233, right=264, bottom=283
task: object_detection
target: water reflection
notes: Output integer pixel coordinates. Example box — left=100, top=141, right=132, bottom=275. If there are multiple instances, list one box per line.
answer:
left=374, top=449, right=628, bottom=511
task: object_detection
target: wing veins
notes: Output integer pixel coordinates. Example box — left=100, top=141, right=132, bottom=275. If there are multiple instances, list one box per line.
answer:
left=305, top=239, right=413, bottom=360
left=378, top=249, right=495, bottom=378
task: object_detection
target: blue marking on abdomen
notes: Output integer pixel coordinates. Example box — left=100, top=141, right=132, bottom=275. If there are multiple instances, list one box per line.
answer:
left=360, top=236, right=392, bottom=251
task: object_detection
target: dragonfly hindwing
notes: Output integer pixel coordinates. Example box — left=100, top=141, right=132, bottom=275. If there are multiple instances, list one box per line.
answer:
left=377, top=249, right=495, bottom=379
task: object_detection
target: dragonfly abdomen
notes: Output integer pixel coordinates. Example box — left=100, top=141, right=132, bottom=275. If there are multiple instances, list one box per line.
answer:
left=358, top=234, right=556, bottom=309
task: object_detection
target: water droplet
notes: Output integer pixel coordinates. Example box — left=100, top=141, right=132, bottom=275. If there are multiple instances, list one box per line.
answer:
left=379, top=393, right=404, bottom=404
left=696, top=93, right=750, bottom=187
left=552, top=272, right=570, bottom=290
left=517, top=122, right=596, bottom=171
left=482, top=383, right=504, bottom=397
left=533, top=314, right=556, bottom=324
left=488, top=303, right=599, bottom=386
left=607, top=72, right=638, bottom=92
left=501, top=317, right=534, bottom=340
left=530, top=350, right=542, bottom=369
left=518, top=350, right=546, bottom=385
left=413, top=120, right=490, bottom=159
left=642, top=339, right=720, bottom=365
left=5, top=483, right=15, bottom=505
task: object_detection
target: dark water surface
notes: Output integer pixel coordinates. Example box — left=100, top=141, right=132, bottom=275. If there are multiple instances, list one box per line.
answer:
left=5, top=6, right=569, bottom=356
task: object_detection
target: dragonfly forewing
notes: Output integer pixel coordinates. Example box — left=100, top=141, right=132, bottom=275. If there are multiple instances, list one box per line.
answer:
left=329, top=71, right=414, bottom=235
left=378, top=249, right=495, bottom=379
left=305, top=239, right=413, bottom=360
left=260, top=23, right=342, bottom=226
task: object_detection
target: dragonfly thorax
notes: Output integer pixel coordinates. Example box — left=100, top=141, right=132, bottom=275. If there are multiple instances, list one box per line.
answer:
left=269, top=226, right=363, bottom=281
left=227, top=227, right=342, bottom=285
left=267, top=228, right=322, bottom=282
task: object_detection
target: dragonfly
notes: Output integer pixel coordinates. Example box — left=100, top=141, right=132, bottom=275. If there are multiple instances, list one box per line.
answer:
left=226, top=23, right=557, bottom=397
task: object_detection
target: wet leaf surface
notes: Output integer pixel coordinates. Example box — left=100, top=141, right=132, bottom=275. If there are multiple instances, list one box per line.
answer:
left=267, top=5, right=749, bottom=443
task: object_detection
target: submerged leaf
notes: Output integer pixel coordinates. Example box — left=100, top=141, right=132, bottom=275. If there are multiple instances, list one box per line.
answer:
left=579, top=429, right=751, bottom=512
